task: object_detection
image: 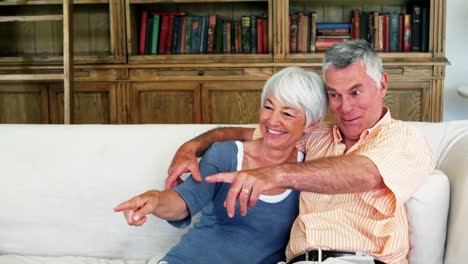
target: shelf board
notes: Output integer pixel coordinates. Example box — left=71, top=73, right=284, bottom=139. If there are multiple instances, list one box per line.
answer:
left=129, top=53, right=273, bottom=64
left=0, top=73, right=64, bottom=81
left=0, top=15, right=63, bottom=22
left=128, top=0, right=267, bottom=3
left=0, top=0, right=109, bottom=6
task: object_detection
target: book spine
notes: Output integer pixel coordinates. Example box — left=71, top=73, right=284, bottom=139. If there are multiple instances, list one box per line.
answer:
left=421, top=7, right=429, bottom=52
left=389, top=13, right=400, bottom=52
left=262, top=16, right=268, bottom=53
left=352, top=10, right=360, bottom=39
left=403, top=14, right=412, bottom=52
left=184, top=16, right=193, bottom=54
left=290, top=14, right=298, bottom=53
left=215, top=17, right=223, bottom=54
left=207, top=15, right=216, bottom=53
left=257, top=17, right=263, bottom=54
left=179, top=16, right=187, bottom=54
left=191, top=17, right=201, bottom=54
left=241, top=16, right=251, bottom=53
left=412, top=5, right=422, bottom=52
left=171, top=16, right=181, bottom=54
left=360, top=11, right=368, bottom=41
left=165, top=15, right=175, bottom=54
left=139, top=10, right=148, bottom=55
left=250, top=16, right=257, bottom=54
left=309, top=12, right=316, bottom=52
left=235, top=20, right=242, bottom=53
left=383, top=13, right=390, bottom=52
left=231, top=19, right=236, bottom=53
left=151, top=15, right=160, bottom=55
left=158, top=15, right=169, bottom=54
left=145, top=16, right=153, bottom=55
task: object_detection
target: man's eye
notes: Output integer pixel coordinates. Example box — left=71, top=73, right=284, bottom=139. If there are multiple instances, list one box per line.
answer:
left=352, top=90, right=361, bottom=96
left=328, top=93, right=337, bottom=98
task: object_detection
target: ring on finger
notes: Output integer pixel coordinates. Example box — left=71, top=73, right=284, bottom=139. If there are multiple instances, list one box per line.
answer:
left=241, top=188, right=250, bottom=195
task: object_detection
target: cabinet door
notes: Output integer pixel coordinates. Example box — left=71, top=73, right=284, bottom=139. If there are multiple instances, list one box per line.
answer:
left=129, top=81, right=201, bottom=124
left=0, top=1, right=125, bottom=65
left=202, top=81, right=264, bottom=124
left=384, top=80, right=432, bottom=121
left=49, top=83, right=118, bottom=124
left=0, top=83, right=49, bottom=124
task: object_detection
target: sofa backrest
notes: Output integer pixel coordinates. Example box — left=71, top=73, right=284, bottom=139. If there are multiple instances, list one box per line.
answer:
left=0, top=124, right=221, bottom=259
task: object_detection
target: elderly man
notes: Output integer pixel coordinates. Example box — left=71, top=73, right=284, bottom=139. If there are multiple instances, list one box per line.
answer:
left=165, top=40, right=434, bottom=264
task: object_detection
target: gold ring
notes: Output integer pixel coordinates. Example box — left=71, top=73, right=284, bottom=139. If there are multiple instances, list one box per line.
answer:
left=241, top=188, right=250, bottom=195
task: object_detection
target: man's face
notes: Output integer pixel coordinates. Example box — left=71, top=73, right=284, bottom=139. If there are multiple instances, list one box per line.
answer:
left=325, top=62, right=387, bottom=146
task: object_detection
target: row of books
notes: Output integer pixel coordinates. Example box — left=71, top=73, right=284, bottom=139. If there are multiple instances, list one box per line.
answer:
left=289, top=5, right=429, bottom=53
left=352, top=5, right=429, bottom=52
left=139, top=10, right=269, bottom=55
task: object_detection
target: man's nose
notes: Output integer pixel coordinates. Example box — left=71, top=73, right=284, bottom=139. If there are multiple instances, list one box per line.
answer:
left=340, top=97, right=354, bottom=113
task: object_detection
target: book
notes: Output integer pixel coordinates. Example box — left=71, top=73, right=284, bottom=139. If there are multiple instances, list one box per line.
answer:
left=171, top=16, right=181, bottom=54
left=421, top=7, right=429, bottom=52
left=139, top=10, right=148, bottom=55
left=158, top=15, right=170, bottom=54
left=262, top=16, right=268, bottom=53
left=412, top=5, right=422, bottom=51
left=289, top=14, right=298, bottom=53
left=389, top=13, right=400, bottom=52
left=257, top=17, right=263, bottom=54
left=360, top=11, right=368, bottom=41
left=179, top=16, right=187, bottom=54
left=297, top=12, right=308, bottom=53
left=214, top=17, right=223, bottom=54
left=207, top=15, right=217, bottom=53
left=184, top=16, right=193, bottom=54
left=235, top=20, right=242, bottom=53
left=351, top=10, right=360, bottom=39
left=403, top=14, right=412, bottom=52
left=250, top=16, right=257, bottom=54
left=224, top=20, right=231, bottom=53
left=383, top=13, right=390, bottom=52
left=316, top=23, right=351, bottom=30
left=145, top=16, right=153, bottom=55
left=191, top=16, right=201, bottom=54
left=309, top=12, right=316, bottom=52
left=151, top=15, right=160, bottom=55
left=166, top=15, right=175, bottom=54
left=241, top=16, right=251, bottom=53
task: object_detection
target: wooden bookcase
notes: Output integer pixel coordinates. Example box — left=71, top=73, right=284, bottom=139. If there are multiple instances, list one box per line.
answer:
left=0, top=0, right=447, bottom=124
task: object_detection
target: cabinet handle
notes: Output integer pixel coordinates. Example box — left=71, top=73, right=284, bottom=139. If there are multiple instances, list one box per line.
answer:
left=197, top=70, right=204, bottom=76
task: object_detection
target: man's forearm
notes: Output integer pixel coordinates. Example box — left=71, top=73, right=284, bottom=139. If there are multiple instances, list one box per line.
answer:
left=187, top=127, right=255, bottom=157
left=273, top=155, right=383, bottom=193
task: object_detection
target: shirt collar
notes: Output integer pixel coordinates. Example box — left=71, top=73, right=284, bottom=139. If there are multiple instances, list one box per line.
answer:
left=332, top=107, right=392, bottom=144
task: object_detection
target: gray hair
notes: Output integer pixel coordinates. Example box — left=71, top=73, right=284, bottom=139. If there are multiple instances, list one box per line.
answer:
left=260, top=67, right=327, bottom=126
left=323, top=40, right=384, bottom=89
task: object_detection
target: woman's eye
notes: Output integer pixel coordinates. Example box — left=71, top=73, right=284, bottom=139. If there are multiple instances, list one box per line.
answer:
left=264, top=105, right=273, bottom=110
left=283, top=112, right=294, bottom=117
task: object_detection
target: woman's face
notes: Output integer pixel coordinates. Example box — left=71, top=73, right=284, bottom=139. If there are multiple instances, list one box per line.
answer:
left=259, top=94, right=308, bottom=150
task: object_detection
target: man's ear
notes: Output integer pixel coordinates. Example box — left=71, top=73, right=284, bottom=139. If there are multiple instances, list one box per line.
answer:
left=380, top=72, right=388, bottom=96
left=304, top=120, right=320, bottom=134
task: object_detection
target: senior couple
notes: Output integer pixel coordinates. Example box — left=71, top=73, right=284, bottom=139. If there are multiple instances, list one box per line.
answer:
left=114, top=40, right=434, bottom=264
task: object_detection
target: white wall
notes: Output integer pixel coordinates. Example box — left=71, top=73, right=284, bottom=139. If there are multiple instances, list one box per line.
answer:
left=443, top=0, right=468, bottom=120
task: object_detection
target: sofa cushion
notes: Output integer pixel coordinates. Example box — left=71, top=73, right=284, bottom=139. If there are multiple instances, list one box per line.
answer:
left=406, top=170, right=450, bottom=264
left=0, top=255, right=150, bottom=264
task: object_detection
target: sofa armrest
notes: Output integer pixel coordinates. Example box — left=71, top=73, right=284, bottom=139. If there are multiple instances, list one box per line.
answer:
left=438, top=131, right=468, bottom=264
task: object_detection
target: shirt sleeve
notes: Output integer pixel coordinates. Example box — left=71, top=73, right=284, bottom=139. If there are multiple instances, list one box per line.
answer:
left=359, top=123, right=435, bottom=216
left=168, top=142, right=235, bottom=228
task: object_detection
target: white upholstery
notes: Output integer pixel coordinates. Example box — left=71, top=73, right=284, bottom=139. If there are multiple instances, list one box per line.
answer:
left=0, top=121, right=467, bottom=264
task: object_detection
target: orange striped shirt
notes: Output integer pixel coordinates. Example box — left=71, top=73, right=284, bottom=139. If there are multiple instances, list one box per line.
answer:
left=254, top=109, right=435, bottom=263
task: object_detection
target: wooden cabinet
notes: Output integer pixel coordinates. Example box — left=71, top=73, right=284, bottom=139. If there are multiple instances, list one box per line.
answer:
left=0, top=0, right=448, bottom=124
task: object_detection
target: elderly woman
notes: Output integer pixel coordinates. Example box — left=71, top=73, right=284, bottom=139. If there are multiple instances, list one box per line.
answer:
left=114, top=67, right=327, bottom=264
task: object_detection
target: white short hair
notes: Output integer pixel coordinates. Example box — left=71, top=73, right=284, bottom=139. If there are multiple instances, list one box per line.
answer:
left=260, top=67, right=327, bottom=126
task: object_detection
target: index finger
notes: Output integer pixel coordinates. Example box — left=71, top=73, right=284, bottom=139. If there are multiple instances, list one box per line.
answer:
left=205, top=172, right=236, bottom=184
left=113, top=199, right=139, bottom=212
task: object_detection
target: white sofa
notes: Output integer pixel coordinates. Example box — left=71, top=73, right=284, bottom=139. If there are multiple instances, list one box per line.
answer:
left=0, top=121, right=467, bottom=264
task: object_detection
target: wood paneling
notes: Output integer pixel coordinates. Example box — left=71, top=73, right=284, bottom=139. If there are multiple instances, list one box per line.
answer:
left=0, top=83, right=48, bottom=124
left=130, top=81, right=201, bottom=124
left=49, top=83, right=117, bottom=124
left=202, top=81, right=264, bottom=124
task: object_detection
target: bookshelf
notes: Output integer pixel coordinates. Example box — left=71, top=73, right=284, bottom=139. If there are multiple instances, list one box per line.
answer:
left=0, top=0, right=447, bottom=124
